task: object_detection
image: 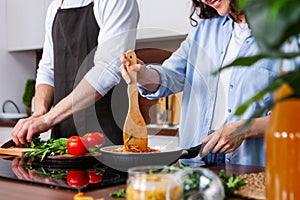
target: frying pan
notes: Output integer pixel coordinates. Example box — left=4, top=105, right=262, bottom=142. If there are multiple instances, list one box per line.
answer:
left=98, top=143, right=203, bottom=172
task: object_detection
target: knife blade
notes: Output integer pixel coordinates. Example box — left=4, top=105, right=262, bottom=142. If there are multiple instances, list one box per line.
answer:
left=0, top=139, right=16, bottom=148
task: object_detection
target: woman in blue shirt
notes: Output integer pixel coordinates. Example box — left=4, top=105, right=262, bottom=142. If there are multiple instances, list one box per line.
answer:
left=120, top=0, right=298, bottom=166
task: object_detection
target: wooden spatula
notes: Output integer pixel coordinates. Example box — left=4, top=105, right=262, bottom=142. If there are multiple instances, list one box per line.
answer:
left=123, top=50, right=148, bottom=152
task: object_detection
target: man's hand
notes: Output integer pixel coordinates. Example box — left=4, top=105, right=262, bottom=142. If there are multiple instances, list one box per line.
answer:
left=11, top=114, right=51, bottom=146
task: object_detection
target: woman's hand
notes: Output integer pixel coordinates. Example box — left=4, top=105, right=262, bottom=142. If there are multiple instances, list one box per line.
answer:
left=201, top=116, right=269, bottom=156
left=119, top=53, right=161, bottom=92
left=119, top=53, right=146, bottom=84
left=201, top=121, right=246, bottom=156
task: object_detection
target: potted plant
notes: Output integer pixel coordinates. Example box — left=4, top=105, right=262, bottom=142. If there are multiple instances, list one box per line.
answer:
left=22, top=79, right=36, bottom=116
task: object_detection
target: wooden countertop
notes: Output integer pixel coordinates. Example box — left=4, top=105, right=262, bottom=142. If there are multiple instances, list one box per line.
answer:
left=0, top=163, right=264, bottom=200
left=0, top=119, right=17, bottom=127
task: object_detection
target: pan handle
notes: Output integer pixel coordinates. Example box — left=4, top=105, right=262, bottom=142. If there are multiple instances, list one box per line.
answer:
left=179, top=143, right=203, bottom=159
left=179, top=130, right=215, bottom=159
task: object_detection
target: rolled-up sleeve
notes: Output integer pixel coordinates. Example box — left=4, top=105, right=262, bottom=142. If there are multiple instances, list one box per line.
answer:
left=84, top=0, right=139, bottom=96
left=138, top=33, right=192, bottom=99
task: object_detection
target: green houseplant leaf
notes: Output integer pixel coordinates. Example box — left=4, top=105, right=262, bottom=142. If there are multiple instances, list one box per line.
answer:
left=238, top=0, right=300, bottom=55
left=234, top=68, right=300, bottom=116
left=214, top=51, right=300, bottom=75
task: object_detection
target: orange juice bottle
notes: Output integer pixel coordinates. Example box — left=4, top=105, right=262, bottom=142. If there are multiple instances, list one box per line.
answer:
left=266, top=83, right=300, bottom=200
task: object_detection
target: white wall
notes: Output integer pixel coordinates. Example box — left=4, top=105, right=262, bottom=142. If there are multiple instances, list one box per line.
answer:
left=0, top=0, right=36, bottom=114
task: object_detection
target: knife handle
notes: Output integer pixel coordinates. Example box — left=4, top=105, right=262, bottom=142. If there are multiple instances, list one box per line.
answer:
left=0, top=139, right=16, bottom=148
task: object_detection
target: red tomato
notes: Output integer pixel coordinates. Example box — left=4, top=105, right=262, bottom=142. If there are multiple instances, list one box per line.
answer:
left=83, top=132, right=105, bottom=149
left=67, top=170, right=89, bottom=188
left=88, top=169, right=104, bottom=184
left=66, top=136, right=87, bottom=155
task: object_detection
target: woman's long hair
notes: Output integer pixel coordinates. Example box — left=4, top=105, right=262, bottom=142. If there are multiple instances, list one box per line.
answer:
left=190, top=0, right=243, bottom=26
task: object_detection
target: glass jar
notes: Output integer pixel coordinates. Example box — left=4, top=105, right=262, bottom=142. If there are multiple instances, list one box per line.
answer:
left=126, top=165, right=183, bottom=200
left=126, top=165, right=224, bottom=200
left=181, top=168, right=224, bottom=200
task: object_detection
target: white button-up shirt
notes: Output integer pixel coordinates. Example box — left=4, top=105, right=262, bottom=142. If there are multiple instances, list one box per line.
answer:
left=36, top=0, right=139, bottom=96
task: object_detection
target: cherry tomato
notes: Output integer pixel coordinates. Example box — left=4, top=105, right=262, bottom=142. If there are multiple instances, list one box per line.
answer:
left=67, top=170, right=89, bottom=188
left=83, top=132, right=105, bottom=149
left=66, top=136, right=87, bottom=155
left=88, top=169, right=104, bottom=184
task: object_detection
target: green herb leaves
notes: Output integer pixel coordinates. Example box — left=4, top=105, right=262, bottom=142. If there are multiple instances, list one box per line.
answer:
left=219, top=169, right=246, bottom=196
left=24, top=138, right=68, bottom=161
left=109, top=188, right=126, bottom=198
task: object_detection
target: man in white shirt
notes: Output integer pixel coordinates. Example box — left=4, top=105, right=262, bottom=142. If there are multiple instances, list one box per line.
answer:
left=12, top=0, right=139, bottom=146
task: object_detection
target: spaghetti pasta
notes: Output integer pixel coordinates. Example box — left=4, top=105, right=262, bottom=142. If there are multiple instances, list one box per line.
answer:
left=112, top=145, right=159, bottom=153
left=112, top=134, right=159, bottom=153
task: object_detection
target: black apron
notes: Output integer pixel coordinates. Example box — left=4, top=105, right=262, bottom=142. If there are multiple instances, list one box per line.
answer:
left=51, top=2, right=123, bottom=145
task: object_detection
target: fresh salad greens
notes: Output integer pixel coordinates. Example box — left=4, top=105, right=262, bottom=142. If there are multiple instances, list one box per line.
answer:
left=109, top=188, right=126, bottom=198
left=24, top=138, right=69, bottom=161
left=219, top=169, right=246, bottom=196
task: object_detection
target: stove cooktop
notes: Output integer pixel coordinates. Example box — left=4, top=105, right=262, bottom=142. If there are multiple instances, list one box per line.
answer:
left=0, top=157, right=127, bottom=191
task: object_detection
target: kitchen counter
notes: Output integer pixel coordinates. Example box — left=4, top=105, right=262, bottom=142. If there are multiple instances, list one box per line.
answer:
left=0, top=162, right=264, bottom=200
left=0, top=119, right=17, bottom=127
left=147, top=124, right=179, bottom=136
left=0, top=112, right=29, bottom=127
left=0, top=120, right=179, bottom=132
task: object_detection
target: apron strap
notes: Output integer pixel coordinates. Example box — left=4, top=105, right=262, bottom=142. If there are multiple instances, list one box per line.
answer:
left=60, top=0, right=64, bottom=8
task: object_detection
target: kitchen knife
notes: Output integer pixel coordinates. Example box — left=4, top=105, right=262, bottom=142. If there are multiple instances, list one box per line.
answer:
left=0, top=139, right=16, bottom=148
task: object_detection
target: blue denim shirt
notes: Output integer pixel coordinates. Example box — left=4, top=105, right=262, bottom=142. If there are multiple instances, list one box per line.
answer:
left=139, top=15, right=299, bottom=166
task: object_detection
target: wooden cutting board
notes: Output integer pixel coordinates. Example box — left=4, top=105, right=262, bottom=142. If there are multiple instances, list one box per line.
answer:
left=0, top=143, right=33, bottom=157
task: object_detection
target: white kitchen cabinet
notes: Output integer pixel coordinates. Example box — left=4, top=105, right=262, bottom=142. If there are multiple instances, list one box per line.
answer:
left=6, top=0, right=52, bottom=51
left=7, top=0, right=191, bottom=51
left=137, top=0, right=191, bottom=40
